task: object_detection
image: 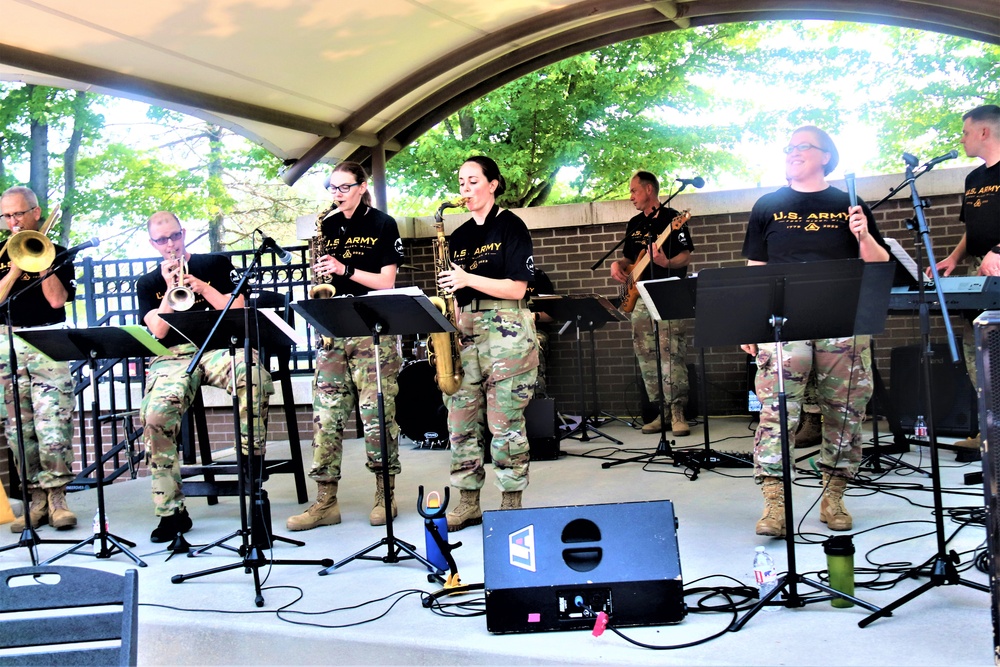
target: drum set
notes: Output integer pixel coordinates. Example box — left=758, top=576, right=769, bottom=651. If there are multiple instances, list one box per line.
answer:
left=395, top=337, right=448, bottom=449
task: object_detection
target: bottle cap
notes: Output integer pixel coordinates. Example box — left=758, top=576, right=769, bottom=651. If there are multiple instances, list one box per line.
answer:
left=755, top=545, right=765, bottom=553
left=824, top=535, right=855, bottom=556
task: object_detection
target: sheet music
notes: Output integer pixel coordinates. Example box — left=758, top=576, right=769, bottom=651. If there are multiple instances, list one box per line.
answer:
left=637, top=277, right=680, bottom=322
left=259, top=308, right=307, bottom=347
left=886, top=238, right=931, bottom=286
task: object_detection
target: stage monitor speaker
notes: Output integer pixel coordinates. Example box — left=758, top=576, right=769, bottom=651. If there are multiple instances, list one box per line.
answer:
left=482, top=500, right=685, bottom=634
left=974, top=312, right=1000, bottom=664
left=890, top=342, right=977, bottom=436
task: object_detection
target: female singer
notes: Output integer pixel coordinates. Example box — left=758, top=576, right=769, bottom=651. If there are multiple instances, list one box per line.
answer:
left=741, top=126, right=889, bottom=538
left=437, top=156, right=539, bottom=531
left=286, top=161, right=405, bottom=531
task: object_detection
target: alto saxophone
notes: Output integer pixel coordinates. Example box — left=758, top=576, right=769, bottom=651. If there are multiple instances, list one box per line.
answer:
left=309, top=205, right=336, bottom=300
left=428, top=199, right=466, bottom=395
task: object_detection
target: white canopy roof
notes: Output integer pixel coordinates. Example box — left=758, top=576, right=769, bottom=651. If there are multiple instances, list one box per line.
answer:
left=0, top=1, right=996, bottom=184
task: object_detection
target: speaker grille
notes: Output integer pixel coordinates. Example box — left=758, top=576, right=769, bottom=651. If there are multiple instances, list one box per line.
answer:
left=974, top=314, right=1000, bottom=664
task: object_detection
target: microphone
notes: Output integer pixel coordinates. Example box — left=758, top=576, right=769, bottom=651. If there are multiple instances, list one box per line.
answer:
left=845, top=172, right=858, bottom=208
left=57, top=237, right=100, bottom=259
left=259, top=230, right=294, bottom=265
left=676, top=176, right=705, bottom=189
left=922, top=149, right=959, bottom=170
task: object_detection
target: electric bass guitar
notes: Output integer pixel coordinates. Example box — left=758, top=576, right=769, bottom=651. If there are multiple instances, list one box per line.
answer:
left=618, top=209, right=691, bottom=313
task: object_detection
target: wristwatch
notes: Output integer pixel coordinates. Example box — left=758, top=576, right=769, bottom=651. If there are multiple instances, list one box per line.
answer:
left=343, top=264, right=355, bottom=278
left=991, top=246, right=1000, bottom=256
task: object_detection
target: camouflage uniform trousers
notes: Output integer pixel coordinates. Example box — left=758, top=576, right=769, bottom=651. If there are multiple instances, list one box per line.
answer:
left=753, top=336, right=873, bottom=482
left=445, top=308, right=538, bottom=493
left=140, top=344, right=273, bottom=517
left=310, top=335, right=401, bottom=483
left=0, top=330, right=74, bottom=489
left=631, top=299, right=688, bottom=408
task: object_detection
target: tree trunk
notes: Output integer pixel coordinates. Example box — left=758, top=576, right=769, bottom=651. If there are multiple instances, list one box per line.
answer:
left=207, top=125, right=224, bottom=252
left=27, top=85, right=49, bottom=218
left=60, top=91, right=88, bottom=247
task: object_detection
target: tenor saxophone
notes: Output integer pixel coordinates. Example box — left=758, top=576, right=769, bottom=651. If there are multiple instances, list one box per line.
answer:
left=427, top=200, right=466, bottom=395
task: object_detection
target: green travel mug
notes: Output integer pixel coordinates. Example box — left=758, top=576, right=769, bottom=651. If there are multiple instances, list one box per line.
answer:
left=825, top=535, right=855, bottom=608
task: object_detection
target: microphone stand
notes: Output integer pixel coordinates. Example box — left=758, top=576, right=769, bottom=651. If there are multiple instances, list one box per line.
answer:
left=170, top=235, right=330, bottom=607
left=860, top=154, right=988, bottom=626
left=0, top=254, right=81, bottom=562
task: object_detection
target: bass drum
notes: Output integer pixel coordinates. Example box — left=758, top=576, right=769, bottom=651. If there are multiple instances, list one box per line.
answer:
left=395, top=360, right=449, bottom=448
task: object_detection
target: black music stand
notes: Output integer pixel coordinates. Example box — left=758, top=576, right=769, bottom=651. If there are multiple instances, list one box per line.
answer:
left=16, top=327, right=163, bottom=567
left=532, top=295, right=627, bottom=445
left=292, top=289, right=453, bottom=576
left=638, top=277, right=751, bottom=470
left=164, top=308, right=331, bottom=605
left=695, top=259, right=892, bottom=628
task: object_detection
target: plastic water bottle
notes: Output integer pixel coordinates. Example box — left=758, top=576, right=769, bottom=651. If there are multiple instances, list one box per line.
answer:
left=913, top=414, right=928, bottom=443
left=753, top=546, right=780, bottom=611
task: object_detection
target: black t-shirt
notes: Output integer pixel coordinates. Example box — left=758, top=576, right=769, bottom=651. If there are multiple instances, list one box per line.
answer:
left=526, top=268, right=554, bottom=300
left=0, top=244, right=76, bottom=327
left=136, top=253, right=240, bottom=348
left=318, top=204, right=404, bottom=297
left=960, top=161, right=1000, bottom=258
left=623, top=206, right=694, bottom=280
left=742, top=186, right=888, bottom=264
left=448, top=205, right=535, bottom=308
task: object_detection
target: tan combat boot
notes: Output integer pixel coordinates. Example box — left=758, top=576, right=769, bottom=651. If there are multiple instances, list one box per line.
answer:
left=820, top=473, right=853, bottom=531
left=671, top=404, right=690, bottom=436
left=794, top=412, right=822, bottom=448
left=446, top=489, right=482, bottom=532
left=286, top=481, right=340, bottom=531
left=756, top=477, right=786, bottom=537
left=955, top=432, right=981, bottom=449
left=641, top=415, right=662, bottom=434
left=369, top=475, right=397, bottom=526
left=47, top=486, right=77, bottom=530
left=10, top=487, right=48, bottom=533
left=500, top=490, right=523, bottom=510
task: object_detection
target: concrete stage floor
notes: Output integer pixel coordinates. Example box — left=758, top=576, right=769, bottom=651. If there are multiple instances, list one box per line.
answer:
left=0, top=415, right=993, bottom=666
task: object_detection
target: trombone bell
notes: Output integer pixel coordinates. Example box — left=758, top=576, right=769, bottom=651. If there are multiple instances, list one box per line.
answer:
left=8, top=230, right=55, bottom=274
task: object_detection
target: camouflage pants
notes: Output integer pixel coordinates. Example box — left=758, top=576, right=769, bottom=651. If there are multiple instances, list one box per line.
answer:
left=753, top=337, right=872, bottom=481
left=631, top=300, right=688, bottom=407
left=0, top=331, right=74, bottom=489
left=141, top=344, right=273, bottom=517
left=445, top=308, right=538, bottom=493
left=310, top=335, right=401, bottom=483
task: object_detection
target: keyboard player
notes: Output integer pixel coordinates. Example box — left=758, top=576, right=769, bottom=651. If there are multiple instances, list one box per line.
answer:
left=934, top=104, right=1000, bottom=450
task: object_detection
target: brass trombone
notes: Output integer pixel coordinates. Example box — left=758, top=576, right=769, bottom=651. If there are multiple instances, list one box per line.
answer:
left=0, top=206, right=60, bottom=305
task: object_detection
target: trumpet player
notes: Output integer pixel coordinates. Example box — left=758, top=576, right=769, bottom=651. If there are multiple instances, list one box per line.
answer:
left=286, top=161, right=405, bottom=532
left=136, top=211, right=273, bottom=543
left=437, top=156, right=538, bottom=532
left=0, top=186, right=77, bottom=532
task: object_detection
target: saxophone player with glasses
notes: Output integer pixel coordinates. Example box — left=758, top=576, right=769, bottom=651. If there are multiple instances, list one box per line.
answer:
left=136, top=211, right=273, bottom=543
left=286, top=161, right=406, bottom=532
left=436, top=156, right=538, bottom=532
left=1, top=186, right=78, bottom=533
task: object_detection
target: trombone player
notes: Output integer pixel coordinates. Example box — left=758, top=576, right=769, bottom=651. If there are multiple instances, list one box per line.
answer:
left=136, top=211, right=273, bottom=543
left=0, top=186, right=77, bottom=532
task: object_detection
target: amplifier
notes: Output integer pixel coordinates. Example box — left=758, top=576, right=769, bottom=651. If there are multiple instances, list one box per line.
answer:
left=482, top=500, right=686, bottom=634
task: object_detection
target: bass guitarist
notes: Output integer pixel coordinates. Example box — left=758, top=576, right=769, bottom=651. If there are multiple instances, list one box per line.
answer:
left=610, top=171, right=694, bottom=436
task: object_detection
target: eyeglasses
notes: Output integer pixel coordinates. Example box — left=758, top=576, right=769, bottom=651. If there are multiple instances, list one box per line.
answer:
left=328, top=182, right=360, bottom=194
left=1, top=207, right=37, bottom=222
left=150, top=230, right=183, bottom=246
left=783, top=143, right=826, bottom=154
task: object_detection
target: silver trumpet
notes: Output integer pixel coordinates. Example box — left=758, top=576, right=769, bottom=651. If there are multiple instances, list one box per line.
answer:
left=165, top=249, right=195, bottom=311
